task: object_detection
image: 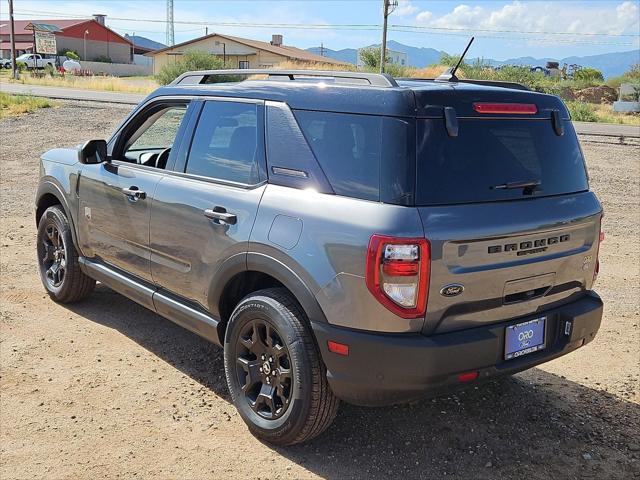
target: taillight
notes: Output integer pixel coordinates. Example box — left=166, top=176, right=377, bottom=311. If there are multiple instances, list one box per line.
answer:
left=473, top=102, right=537, bottom=114
left=365, top=235, right=430, bottom=319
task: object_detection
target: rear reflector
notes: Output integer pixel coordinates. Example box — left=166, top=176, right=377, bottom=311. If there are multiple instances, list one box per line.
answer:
left=473, top=102, right=537, bottom=115
left=327, top=341, right=349, bottom=356
left=382, top=261, right=420, bottom=276
left=457, top=371, right=479, bottom=382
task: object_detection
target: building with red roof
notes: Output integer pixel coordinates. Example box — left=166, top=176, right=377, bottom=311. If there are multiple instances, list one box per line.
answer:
left=0, top=15, right=133, bottom=63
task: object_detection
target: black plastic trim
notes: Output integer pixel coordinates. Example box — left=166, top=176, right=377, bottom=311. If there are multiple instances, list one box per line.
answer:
left=313, top=292, right=603, bottom=406
left=246, top=252, right=328, bottom=324
left=35, top=181, right=80, bottom=252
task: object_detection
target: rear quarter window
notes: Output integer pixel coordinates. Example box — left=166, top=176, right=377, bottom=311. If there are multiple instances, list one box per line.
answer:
left=294, top=110, right=415, bottom=204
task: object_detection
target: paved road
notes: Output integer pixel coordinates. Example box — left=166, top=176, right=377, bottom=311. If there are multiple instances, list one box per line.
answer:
left=1, top=82, right=144, bottom=105
left=573, top=121, right=640, bottom=138
left=2, top=82, right=639, bottom=138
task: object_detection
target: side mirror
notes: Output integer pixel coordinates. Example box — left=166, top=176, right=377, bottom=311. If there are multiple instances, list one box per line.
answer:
left=78, top=139, right=108, bottom=164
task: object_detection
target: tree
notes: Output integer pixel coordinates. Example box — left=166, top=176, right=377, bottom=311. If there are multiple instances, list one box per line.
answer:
left=359, top=47, right=383, bottom=70
left=156, top=50, right=227, bottom=85
left=439, top=53, right=464, bottom=68
left=358, top=46, right=406, bottom=77
left=574, top=67, right=604, bottom=82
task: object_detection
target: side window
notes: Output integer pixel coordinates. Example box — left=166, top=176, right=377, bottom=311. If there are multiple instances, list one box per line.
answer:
left=295, top=110, right=381, bottom=201
left=185, top=101, right=261, bottom=184
left=125, top=106, right=187, bottom=154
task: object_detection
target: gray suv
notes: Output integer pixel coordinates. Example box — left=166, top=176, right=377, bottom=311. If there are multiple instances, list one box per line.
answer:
left=35, top=69, right=604, bottom=445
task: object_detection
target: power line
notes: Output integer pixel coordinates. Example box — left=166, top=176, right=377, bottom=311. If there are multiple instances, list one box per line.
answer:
left=10, top=9, right=640, bottom=46
left=12, top=8, right=639, bottom=37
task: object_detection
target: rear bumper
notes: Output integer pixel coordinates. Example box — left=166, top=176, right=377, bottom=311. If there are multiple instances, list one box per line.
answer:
left=312, top=292, right=603, bottom=406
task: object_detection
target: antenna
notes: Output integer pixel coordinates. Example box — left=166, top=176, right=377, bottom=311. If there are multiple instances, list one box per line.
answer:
left=436, top=36, right=475, bottom=83
left=166, top=0, right=175, bottom=46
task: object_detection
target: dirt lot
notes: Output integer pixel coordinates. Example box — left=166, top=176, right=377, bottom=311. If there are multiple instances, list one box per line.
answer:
left=1, top=101, right=639, bottom=479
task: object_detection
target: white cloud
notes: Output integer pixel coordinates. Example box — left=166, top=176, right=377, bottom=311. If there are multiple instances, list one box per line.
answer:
left=413, top=1, right=640, bottom=38
left=393, top=0, right=419, bottom=17
left=416, top=11, right=433, bottom=23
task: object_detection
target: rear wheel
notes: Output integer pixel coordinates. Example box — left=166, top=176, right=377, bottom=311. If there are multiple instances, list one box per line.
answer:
left=37, top=205, right=95, bottom=303
left=224, top=288, right=339, bottom=445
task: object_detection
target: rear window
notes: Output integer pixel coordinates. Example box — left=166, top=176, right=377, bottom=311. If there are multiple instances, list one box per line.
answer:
left=416, top=119, right=588, bottom=205
left=295, top=110, right=414, bottom=204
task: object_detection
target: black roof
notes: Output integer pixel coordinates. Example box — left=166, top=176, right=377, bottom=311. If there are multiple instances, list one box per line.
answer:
left=148, top=70, right=567, bottom=118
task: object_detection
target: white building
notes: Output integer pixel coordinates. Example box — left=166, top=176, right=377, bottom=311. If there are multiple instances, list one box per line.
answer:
left=357, top=48, right=408, bottom=68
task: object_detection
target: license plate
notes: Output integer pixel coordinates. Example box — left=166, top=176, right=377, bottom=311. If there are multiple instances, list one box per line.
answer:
left=505, top=316, right=546, bottom=360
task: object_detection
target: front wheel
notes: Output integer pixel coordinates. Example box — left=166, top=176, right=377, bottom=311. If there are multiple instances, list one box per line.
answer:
left=224, top=288, right=339, bottom=445
left=37, top=205, right=95, bottom=303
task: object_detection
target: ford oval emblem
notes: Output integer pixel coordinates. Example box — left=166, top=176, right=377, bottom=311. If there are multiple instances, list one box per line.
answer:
left=440, top=284, right=464, bottom=297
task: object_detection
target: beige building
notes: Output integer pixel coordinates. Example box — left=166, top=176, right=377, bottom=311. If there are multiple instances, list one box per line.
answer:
left=147, top=33, right=345, bottom=75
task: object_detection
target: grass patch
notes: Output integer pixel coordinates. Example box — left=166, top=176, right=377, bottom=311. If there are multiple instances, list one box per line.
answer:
left=0, top=92, right=53, bottom=119
left=1, top=72, right=157, bottom=94
left=566, top=101, right=640, bottom=125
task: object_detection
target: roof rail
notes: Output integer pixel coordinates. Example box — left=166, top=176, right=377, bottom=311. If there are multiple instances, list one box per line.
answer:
left=170, top=69, right=399, bottom=88
left=397, top=77, right=531, bottom=91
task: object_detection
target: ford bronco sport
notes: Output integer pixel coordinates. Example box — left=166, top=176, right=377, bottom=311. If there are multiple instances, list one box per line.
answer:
left=35, top=69, right=604, bottom=445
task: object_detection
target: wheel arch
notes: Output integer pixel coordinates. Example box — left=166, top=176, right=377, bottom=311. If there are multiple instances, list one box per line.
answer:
left=211, top=252, right=328, bottom=342
left=35, top=182, right=80, bottom=249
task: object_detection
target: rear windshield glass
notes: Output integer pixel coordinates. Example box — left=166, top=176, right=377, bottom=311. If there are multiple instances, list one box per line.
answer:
left=417, top=119, right=588, bottom=205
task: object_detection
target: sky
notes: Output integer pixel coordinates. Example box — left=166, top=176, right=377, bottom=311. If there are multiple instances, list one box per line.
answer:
left=1, top=0, right=639, bottom=60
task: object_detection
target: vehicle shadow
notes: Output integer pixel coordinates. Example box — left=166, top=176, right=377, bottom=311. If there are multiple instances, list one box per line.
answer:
left=68, top=285, right=640, bottom=480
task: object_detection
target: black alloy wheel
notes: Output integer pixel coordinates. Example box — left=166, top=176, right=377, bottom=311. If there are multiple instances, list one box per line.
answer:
left=224, top=288, right=340, bottom=445
left=36, top=205, right=95, bottom=303
left=40, top=223, right=66, bottom=288
left=235, top=318, right=293, bottom=420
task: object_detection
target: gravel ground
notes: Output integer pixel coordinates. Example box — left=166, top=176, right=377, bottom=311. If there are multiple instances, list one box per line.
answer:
left=1, top=101, right=639, bottom=479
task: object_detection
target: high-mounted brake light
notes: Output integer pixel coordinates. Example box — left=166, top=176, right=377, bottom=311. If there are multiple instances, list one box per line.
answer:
left=366, top=235, right=430, bottom=319
left=473, top=102, right=537, bottom=115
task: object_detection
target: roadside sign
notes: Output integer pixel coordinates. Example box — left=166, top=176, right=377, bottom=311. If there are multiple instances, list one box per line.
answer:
left=35, top=31, right=57, bottom=55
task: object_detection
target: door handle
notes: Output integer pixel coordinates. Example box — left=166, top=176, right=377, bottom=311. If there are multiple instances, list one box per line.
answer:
left=204, top=207, right=237, bottom=225
left=122, top=186, right=146, bottom=201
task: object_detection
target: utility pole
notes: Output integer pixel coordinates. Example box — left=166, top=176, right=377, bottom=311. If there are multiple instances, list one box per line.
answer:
left=379, top=0, right=397, bottom=74
left=166, top=0, right=175, bottom=46
left=9, top=0, right=18, bottom=79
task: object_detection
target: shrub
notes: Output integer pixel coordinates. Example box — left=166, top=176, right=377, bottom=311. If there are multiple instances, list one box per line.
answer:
left=574, top=67, right=604, bottom=82
left=16, top=61, right=26, bottom=72
left=606, top=64, right=640, bottom=89
left=44, top=64, right=56, bottom=77
left=566, top=101, right=598, bottom=122
left=156, top=50, right=227, bottom=85
left=93, top=55, right=112, bottom=63
left=63, top=50, right=80, bottom=61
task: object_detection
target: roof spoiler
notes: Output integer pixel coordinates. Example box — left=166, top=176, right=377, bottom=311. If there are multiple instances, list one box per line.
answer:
left=171, top=69, right=399, bottom=88
left=396, top=77, right=531, bottom=91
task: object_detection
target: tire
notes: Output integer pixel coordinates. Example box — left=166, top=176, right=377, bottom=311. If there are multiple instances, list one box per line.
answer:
left=36, top=205, right=95, bottom=303
left=224, top=288, right=339, bottom=445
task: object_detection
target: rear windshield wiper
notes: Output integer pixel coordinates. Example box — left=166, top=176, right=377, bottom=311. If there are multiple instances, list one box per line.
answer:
left=491, top=180, right=541, bottom=195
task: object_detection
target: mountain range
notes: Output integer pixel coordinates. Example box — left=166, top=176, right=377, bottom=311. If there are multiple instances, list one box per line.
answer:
left=307, top=40, right=639, bottom=78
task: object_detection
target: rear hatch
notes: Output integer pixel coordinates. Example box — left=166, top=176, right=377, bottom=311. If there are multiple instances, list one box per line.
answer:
left=412, top=85, right=603, bottom=335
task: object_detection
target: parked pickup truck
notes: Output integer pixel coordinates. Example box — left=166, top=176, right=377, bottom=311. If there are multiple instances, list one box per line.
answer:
left=35, top=69, right=604, bottom=446
left=16, top=53, right=55, bottom=69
